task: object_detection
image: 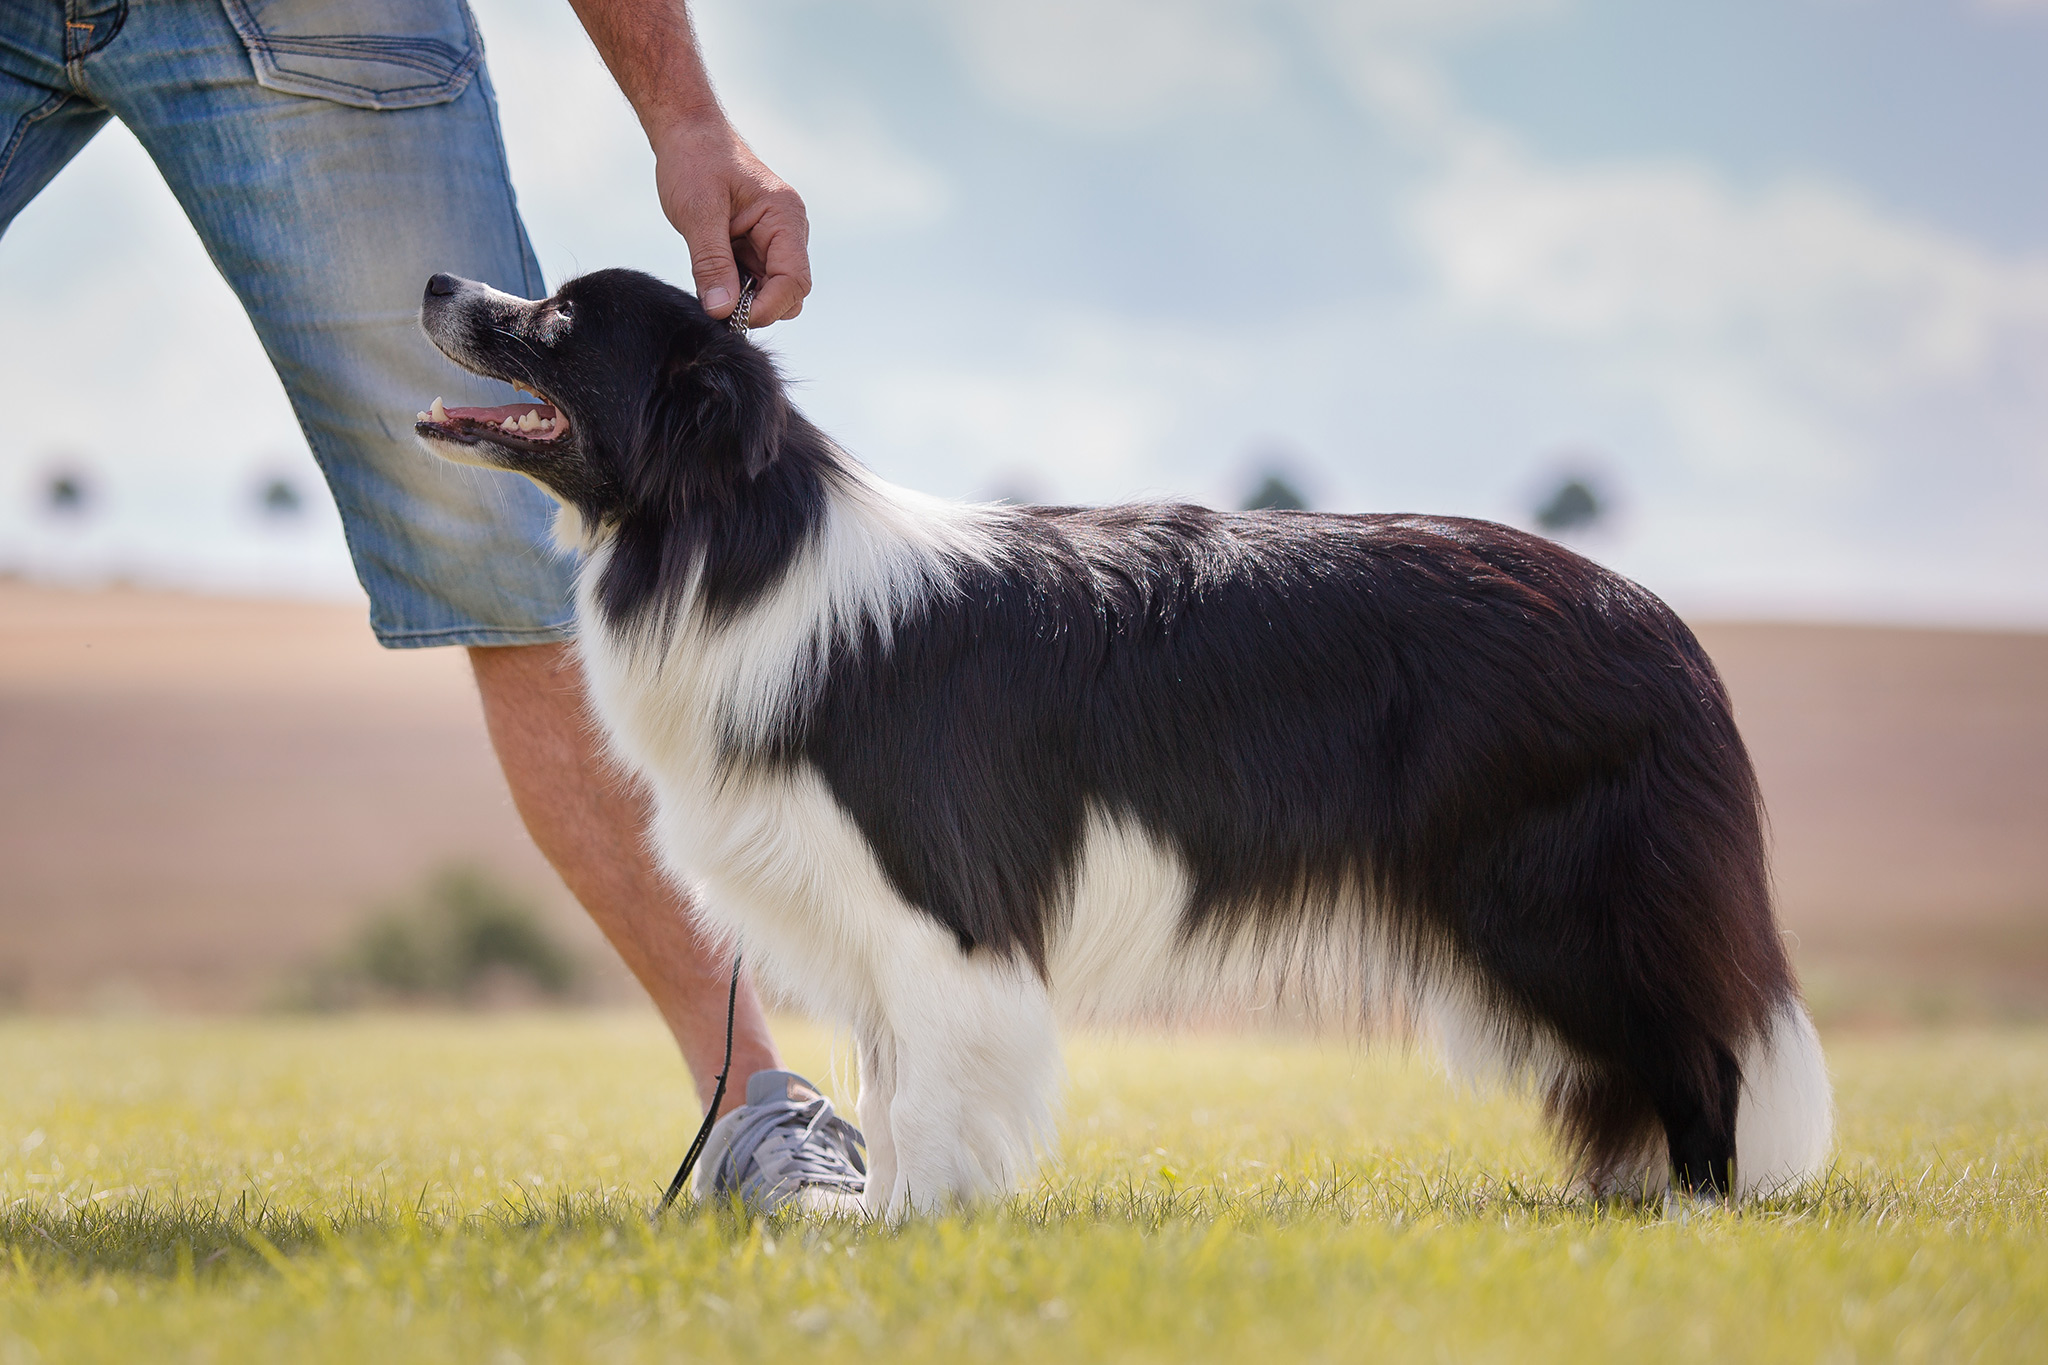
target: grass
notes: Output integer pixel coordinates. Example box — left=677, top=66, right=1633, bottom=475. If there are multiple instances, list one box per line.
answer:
left=2, top=1014, right=2044, bottom=1362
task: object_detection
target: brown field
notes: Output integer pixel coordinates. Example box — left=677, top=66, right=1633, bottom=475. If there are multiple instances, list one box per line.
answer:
left=1, top=580, right=2044, bottom=1017
left=0, top=581, right=622, bottom=1010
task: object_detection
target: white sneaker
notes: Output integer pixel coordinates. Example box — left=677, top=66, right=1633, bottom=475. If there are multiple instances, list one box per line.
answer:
left=689, top=1069, right=867, bottom=1215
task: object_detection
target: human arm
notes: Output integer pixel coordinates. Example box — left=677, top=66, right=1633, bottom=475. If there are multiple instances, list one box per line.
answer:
left=565, top=0, right=811, bottom=325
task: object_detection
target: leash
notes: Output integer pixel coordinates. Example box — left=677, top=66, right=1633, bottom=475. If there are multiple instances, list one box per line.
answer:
left=653, top=955, right=743, bottom=1218
left=650, top=276, right=756, bottom=1220
left=648, top=273, right=759, bottom=1218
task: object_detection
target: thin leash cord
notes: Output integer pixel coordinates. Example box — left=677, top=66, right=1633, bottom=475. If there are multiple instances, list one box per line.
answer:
left=654, top=956, right=742, bottom=1218
left=654, top=265, right=753, bottom=1216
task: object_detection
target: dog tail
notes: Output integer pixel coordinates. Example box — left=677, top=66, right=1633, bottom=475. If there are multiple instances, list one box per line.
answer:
left=1733, top=998, right=1833, bottom=1198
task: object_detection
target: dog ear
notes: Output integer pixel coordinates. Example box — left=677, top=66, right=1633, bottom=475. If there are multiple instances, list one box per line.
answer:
left=642, top=334, right=790, bottom=487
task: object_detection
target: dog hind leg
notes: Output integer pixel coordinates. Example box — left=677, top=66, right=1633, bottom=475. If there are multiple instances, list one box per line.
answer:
left=1654, top=1042, right=1743, bottom=1199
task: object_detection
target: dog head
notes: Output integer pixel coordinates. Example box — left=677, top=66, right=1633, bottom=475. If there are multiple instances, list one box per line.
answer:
left=414, top=268, right=790, bottom=539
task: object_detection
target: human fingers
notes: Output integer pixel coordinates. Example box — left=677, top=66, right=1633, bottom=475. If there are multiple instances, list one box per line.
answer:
left=730, top=193, right=811, bottom=327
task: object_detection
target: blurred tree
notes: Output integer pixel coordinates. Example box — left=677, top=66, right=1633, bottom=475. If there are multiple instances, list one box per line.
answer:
left=258, top=476, right=302, bottom=516
left=43, top=468, right=91, bottom=515
left=1242, top=473, right=1308, bottom=511
left=1534, top=476, right=1603, bottom=534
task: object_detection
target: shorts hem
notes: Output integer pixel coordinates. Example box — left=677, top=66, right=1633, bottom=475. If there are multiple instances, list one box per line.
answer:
left=373, top=620, right=576, bottom=650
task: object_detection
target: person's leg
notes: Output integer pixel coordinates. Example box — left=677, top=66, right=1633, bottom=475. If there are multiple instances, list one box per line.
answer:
left=58, top=0, right=779, bottom=1109
left=70, top=0, right=569, bottom=645
left=469, top=641, right=778, bottom=1112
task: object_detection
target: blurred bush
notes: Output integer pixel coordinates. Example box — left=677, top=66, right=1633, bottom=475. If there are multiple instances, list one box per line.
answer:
left=284, top=866, right=582, bottom=1010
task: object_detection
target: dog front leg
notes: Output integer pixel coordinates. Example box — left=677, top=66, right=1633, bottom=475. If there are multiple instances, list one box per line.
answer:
left=872, top=952, right=1063, bottom=1219
left=856, top=1029, right=900, bottom=1217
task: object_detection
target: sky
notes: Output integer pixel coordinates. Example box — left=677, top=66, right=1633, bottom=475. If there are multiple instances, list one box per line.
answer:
left=3, top=0, right=2046, bottom=624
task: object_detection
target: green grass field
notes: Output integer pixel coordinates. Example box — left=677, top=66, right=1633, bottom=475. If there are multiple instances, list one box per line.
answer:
left=2, top=1014, right=2044, bottom=1362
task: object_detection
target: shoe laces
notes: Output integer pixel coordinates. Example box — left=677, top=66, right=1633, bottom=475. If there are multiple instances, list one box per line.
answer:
left=714, top=1092, right=867, bottom=1204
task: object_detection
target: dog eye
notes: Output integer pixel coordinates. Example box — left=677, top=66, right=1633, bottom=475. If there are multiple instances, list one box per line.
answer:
left=536, top=301, right=575, bottom=345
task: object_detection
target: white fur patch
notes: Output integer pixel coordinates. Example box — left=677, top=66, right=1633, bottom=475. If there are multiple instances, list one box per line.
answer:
left=586, top=462, right=1002, bottom=760
left=714, top=467, right=1004, bottom=749
left=549, top=498, right=592, bottom=555
left=1047, top=809, right=1412, bottom=1028
left=1046, top=810, right=1556, bottom=1094
left=1734, top=1001, right=1834, bottom=1197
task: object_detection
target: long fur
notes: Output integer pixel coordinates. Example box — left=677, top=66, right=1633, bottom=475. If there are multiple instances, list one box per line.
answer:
left=417, top=268, right=1833, bottom=1214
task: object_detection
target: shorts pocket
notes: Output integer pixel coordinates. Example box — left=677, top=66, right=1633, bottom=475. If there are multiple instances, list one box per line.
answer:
left=219, top=0, right=483, bottom=111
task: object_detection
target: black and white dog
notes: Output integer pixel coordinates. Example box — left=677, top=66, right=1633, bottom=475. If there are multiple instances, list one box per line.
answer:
left=415, top=268, right=1831, bottom=1216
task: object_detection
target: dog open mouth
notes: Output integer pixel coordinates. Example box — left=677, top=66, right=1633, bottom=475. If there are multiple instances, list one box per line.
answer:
left=414, top=395, right=571, bottom=448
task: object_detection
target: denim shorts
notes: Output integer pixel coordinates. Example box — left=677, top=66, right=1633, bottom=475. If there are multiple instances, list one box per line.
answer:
left=0, top=0, right=575, bottom=648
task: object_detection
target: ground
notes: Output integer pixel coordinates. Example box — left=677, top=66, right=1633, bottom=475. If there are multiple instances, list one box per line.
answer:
left=3, top=1014, right=2043, bottom=1362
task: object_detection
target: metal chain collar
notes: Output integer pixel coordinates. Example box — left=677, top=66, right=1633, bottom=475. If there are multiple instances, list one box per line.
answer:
left=728, top=275, right=759, bottom=336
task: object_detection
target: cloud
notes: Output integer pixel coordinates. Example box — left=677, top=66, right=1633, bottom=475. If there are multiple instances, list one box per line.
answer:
left=920, top=0, right=1281, bottom=131
left=721, top=99, right=954, bottom=233
left=1306, top=0, right=1563, bottom=46
left=918, top=0, right=1553, bottom=133
left=1411, top=144, right=2048, bottom=397
left=686, top=0, right=954, bottom=233
left=1393, top=127, right=2048, bottom=616
left=1312, top=0, right=2048, bottom=422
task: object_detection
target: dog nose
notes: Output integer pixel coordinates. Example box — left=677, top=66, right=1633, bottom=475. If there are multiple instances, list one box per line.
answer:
left=425, top=273, right=464, bottom=298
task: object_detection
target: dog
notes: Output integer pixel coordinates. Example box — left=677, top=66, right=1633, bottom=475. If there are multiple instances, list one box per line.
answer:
left=414, top=267, right=1832, bottom=1217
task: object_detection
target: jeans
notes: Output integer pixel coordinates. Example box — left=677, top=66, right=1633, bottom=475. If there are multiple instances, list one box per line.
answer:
left=0, top=0, right=576, bottom=647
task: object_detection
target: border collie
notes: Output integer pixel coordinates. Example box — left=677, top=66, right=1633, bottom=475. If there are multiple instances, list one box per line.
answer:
left=414, top=267, right=1832, bottom=1216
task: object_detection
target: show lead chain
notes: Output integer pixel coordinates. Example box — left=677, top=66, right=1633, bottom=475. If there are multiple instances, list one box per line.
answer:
left=727, top=273, right=758, bottom=336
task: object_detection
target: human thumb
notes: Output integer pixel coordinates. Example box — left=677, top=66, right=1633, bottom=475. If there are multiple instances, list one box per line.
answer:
left=681, top=203, right=742, bottom=318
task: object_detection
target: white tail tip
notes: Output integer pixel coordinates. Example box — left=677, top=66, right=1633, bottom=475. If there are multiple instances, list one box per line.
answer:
left=1734, top=1001, right=1833, bottom=1199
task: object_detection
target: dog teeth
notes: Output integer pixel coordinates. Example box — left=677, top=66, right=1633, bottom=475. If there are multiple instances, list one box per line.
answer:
left=430, top=397, right=448, bottom=423
left=518, top=411, right=541, bottom=432
left=416, top=411, right=431, bottom=422
left=501, top=416, right=519, bottom=431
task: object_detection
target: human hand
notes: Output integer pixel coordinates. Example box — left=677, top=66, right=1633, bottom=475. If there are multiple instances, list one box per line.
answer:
left=650, top=115, right=810, bottom=328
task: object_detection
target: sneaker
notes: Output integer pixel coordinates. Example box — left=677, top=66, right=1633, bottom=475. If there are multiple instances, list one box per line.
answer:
left=690, top=1069, right=868, bottom=1215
